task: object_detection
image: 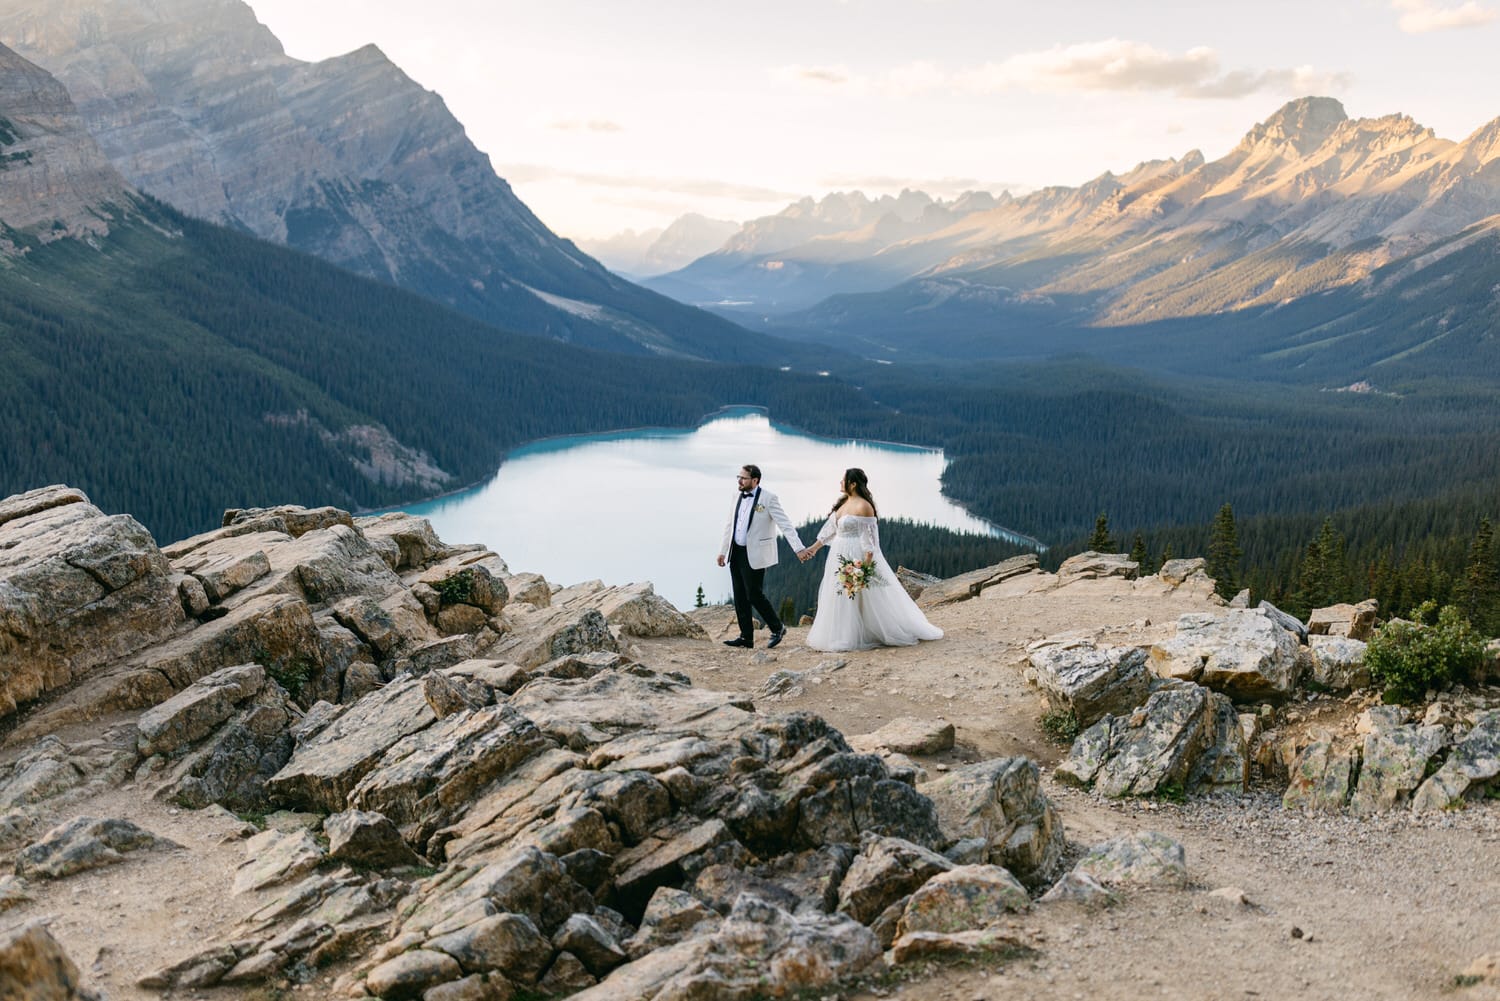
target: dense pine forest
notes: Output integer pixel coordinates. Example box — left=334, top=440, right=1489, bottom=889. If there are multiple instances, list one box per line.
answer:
left=4, top=199, right=1499, bottom=634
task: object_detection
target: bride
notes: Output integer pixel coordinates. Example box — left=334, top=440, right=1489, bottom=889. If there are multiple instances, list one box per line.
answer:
left=801, top=468, right=943, bottom=652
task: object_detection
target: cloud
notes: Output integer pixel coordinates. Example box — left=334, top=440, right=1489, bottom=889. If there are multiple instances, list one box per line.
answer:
left=496, top=163, right=802, bottom=202
left=769, top=64, right=854, bottom=87
left=1392, top=0, right=1497, bottom=32
left=770, top=40, right=1349, bottom=102
left=963, top=40, right=1350, bottom=99
left=549, top=118, right=624, bottom=132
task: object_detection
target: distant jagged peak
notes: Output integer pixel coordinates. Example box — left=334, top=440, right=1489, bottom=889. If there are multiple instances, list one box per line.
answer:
left=1236, top=96, right=1349, bottom=157
left=1459, top=115, right=1500, bottom=164
left=1328, top=110, right=1438, bottom=152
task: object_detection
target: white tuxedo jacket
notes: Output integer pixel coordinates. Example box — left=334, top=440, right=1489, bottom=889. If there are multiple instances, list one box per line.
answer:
left=720, top=486, right=804, bottom=570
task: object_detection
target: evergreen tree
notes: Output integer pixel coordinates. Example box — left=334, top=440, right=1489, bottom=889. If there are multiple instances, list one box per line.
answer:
left=1160, top=542, right=1174, bottom=566
left=1291, top=518, right=1349, bottom=617
left=1206, top=503, right=1243, bottom=600
left=694, top=585, right=706, bottom=609
left=779, top=596, right=796, bottom=626
left=1088, top=513, right=1116, bottom=552
left=1458, top=518, right=1499, bottom=635
left=1128, top=532, right=1149, bottom=573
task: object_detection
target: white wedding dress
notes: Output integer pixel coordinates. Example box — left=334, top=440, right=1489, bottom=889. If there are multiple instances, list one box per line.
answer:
left=805, top=514, right=943, bottom=652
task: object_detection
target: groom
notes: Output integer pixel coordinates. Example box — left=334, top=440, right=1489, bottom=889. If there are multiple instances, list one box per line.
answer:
left=717, top=464, right=805, bottom=649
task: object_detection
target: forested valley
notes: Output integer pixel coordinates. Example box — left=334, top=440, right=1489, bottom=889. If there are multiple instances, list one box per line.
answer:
left=3, top=199, right=1498, bottom=634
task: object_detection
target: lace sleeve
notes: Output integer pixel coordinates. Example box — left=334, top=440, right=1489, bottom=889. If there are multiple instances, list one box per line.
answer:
left=816, top=514, right=837, bottom=544
left=859, top=518, right=879, bottom=557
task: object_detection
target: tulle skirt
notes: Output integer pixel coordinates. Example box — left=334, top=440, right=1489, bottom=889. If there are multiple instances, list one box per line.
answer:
left=805, top=531, right=944, bottom=651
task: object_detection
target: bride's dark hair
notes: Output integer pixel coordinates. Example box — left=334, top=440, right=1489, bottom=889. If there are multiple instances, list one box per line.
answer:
left=831, top=467, right=877, bottom=516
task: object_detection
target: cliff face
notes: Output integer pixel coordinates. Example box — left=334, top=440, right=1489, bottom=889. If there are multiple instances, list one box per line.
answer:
left=0, top=41, right=130, bottom=240
left=0, top=0, right=760, bottom=360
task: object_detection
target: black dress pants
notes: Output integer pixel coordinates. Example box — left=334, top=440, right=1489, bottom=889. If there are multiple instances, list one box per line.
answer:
left=729, top=543, right=783, bottom=641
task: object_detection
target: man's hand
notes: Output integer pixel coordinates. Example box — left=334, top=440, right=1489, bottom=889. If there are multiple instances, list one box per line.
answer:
left=716, top=555, right=726, bottom=567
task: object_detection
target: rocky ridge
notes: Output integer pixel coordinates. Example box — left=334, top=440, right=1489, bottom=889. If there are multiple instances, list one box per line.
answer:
left=2, top=485, right=1498, bottom=1000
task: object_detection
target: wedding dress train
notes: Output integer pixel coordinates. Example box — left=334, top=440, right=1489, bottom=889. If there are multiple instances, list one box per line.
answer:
left=805, top=514, right=943, bottom=652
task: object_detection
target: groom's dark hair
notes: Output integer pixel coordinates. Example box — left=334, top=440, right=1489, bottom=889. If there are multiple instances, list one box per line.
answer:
left=742, top=463, right=762, bottom=481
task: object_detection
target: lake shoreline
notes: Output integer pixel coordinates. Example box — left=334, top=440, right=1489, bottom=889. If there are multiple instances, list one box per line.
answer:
left=382, top=409, right=1038, bottom=606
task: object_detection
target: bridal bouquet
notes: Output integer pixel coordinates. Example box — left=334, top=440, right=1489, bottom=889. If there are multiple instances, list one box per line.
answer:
left=836, top=555, right=881, bottom=599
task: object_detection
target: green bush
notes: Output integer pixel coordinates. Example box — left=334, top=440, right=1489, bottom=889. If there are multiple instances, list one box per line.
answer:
left=1039, top=708, right=1082, bottom=744
left=1366, top=601, right=1487, bottom=704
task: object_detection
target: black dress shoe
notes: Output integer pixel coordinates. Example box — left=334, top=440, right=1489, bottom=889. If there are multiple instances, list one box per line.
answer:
left=767, top=629, right=786, bottom=649
left=723, top=637, right=753, bottom=648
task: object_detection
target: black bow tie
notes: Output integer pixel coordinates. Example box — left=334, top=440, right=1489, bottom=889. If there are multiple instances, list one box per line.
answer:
left=740, top=492, right=754, bottom=499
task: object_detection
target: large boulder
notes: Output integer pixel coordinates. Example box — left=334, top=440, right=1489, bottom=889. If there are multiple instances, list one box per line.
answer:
left=836, top=835, right=953, bottom=925
left=266, top=675, right=437, bottom=812
left=1027, top=634, right=1151, bottom=726
left=15, top=816, right=179, bottom=880
left=895, top=865, right=1029, bottom=936
left=553, top=581, right=705, bottom=639
left=573, top=895, right=880, bottom=1001
left=1307, top=600, right=1378, bottom=642
left=136, top=663, right=267, bottom=756
left=1055, top=551, right=1138, bottom=584
left=0, top=487, right=183, bottom=723
left=483, top=606, right=620, bottom=669
left=919, top=757, right=1064, bottom=890
left=915, top=555, right=1038, bottom=609
left=1056, top=682, right=1246, bottom=797
left=1283, top=741, right=1360, bottom=813
left=1062, top=831, right=1189, bottom=889
left=1307, top=635, right=1371, bottom=691
left=1412, top=711, right=1500, bottom=812
left=0, top=922, right=101, bottom=1000
left=1149, top=609, right=1304, bottom=700
left=1350, top=723, right=1448, bottom=815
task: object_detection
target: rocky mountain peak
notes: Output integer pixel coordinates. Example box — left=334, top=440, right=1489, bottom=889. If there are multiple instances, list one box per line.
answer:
left=1461, top=115, right=1500, bottom=164
left=0, top=41, right=130, bottom=241
left=1, top=0, right=284, bottom=64
left=1238, top=96, right=1348, bottom=157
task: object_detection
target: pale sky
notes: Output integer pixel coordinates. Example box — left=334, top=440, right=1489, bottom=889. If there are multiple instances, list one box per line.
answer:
left=244, top=0, right=1500, bottom=241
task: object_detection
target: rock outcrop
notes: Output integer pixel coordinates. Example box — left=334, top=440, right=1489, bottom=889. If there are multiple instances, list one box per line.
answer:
left=0, top=44, right=129, bottom=242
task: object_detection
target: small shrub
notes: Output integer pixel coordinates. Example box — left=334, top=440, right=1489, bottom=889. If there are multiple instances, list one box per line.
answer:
left=436, top=570, right=475, bottom=607
left=1366, top=601, right=1487, bottom=704
left=1039, top=708, right=1081, bottom=744
left=267, top=654, right=319, bottom=699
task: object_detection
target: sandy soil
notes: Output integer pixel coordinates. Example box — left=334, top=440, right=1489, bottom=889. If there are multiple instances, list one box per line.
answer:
left=5, top=570, right=1498, bottom=1001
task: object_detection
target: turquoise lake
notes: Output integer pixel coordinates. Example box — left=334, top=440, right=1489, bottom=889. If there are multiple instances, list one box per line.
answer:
left=393, top=408, right=1028, bottom=609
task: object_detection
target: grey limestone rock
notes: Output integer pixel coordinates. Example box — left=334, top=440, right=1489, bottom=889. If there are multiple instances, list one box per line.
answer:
left=1027, top=634, right=1152, bottom=726
left=1412, top=710, right=1500, bottom=811
left=919, top=756, right=1064, bottom=890
left=0, top=489, right=183, bottom=725
left=15, top=815, right=180, bottom=880
left=136, top=663, right=267, bottom=756
left=836, top=835, right=953, bottom=925
left=1068, top=831, right=1189, bottom=889
left=326, top=809, right=424, bottom=867
left=1056, top=550, right=1139, bottom=583
left=1350, top=723, right=1448, bottom=815
left=915, top=554, right=1039, bottom=609
left=1057, top=683, right=1244, bottom=797
left=896, top=864, right=1029, bottom=937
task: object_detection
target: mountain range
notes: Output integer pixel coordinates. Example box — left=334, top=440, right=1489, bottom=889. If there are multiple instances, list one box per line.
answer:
left=642, top=97, right=1500, bottom=380
left=0, top=0, right=791, bottom=363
